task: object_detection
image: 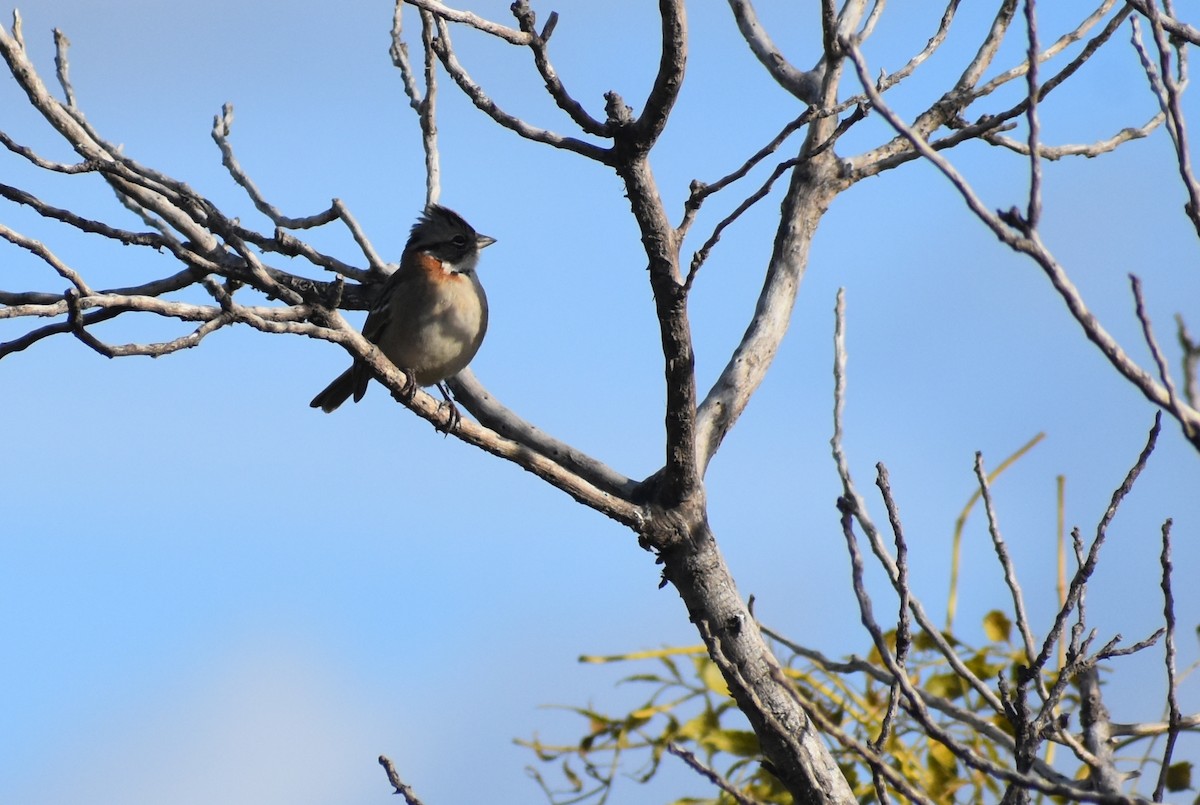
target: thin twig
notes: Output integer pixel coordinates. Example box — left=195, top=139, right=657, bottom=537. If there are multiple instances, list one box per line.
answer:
left=1153, top=519, right=1180, bottom=803
left=419, top=9, right=440, bottom=205
left=1136, top=4, right=1200, bottom=240
left=51, top=28, right=76, bottom=107
left=390, top=2, right=423, bottom=108
left=1131, top=274, right=1195, bottom=442
left=332, top=199, right=389, bottom=276
left=835, top=497, right=1118, bottom=803
left=984, top=111, right=1165, bottom=160
left=686, top=156, right=800, bottom=287
left=678, top=108, right=815, bottom=238
left=1177, top=314, right=1200, bottom=407
left=831, top=291, right=1007, bottom=715
left=947, top=432, right=1045, bottom=632
left=401, top=0, right=529, bottom=45
left=849, top=3, right=1132, bottom=180
left=974, top=452, right=1039, bottom=667
left=666, top=743, right=762, bottom=805
left=1030, top=414, right=1162, bottom=674
left=844, top=38, right=1200, bottom=446
left=0, top=223, right=93, bottom=295
left=685, top=104, right=864, bottom=287
left=0, top=130, right=99, bottom=172
left=428, top=17, right=610, bottom=163
left=871, top=463, right=911, bottom=756
left=1023, top=0, right=1042, bottom=231
left=510, top=2, right=607, bottom=137
left=378, top=755, right=427, bottom=805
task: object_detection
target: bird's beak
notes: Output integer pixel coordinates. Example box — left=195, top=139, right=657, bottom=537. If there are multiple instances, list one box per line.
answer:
left=477, top=234, right=497, bottom=249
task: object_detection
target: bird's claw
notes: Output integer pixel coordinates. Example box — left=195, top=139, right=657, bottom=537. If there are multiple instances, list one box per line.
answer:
left=433, top=381, right=461, bottom=435
left=389, top=369, right=419, bottom=403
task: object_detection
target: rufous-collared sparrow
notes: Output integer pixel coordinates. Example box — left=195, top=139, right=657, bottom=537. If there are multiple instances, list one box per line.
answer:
left=309, top=204, right=495, bottom=414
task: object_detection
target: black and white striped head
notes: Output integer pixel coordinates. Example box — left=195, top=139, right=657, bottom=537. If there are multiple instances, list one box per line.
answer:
left=405, top=205, right=496, bottom=273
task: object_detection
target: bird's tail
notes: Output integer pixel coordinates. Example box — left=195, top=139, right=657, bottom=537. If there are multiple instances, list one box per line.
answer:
left=309, top=367, right=359, bottom=413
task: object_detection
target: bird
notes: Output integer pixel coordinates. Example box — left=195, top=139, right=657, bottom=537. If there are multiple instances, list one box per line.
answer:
left=309, top=205, right=495, bottom=419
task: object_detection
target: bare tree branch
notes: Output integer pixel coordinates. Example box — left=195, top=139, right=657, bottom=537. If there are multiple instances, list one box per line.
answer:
left=772, top=664, right=936, bottom=805
left=1126, top=0, right=1200, bottom=45
left=4, top=4, right=1192, bottom=804
left=1131, top=274, right=1196, bottom=444
left=983, top=111, right=1165, bottom=160
left=447, top=369, right=639, bottom=500
left=726, top=0, right=824, bottom=103
left=848, top=2, right=1131, bottom=181
left=378, top=755, right=427, bottom=805
left=426, top=16, right=611, bottom=163
left=1130, top=9, right=1200, bottom=241
left=871, top=463, right=911, bottom=756
left=1178, top=314, right=1200, bottom=407
left=401, top=0, right=530, bottom=45
left=974, top=453, right=1039, bottom=668
left=666, top=743, right=764, bottom=805
left=1078, top=667, right=1123, bottom=795
left=509, top=2, right=608, bottom=138
left=843, top=39, right=1200, bottom=450
left=763, top=625, right=1075, bottom=786
left=0, top=222, right=93, bottom=295
left=1032, top=414, right=1162, bottom=675
left=633, top=0, right=687, bottom=148
left=1152, top=519, right=1181, bottom=803
left=691, top=106, right=852, bottom=475
left=1022, top=0, right=1043, bottom=230
left=833, top=494, right=1130, bottom=804
left=831, top=290, right=1008, bottom=718
left=677, top=108, right=813, bottom=238
left=389, top=3, right=442, bottom=204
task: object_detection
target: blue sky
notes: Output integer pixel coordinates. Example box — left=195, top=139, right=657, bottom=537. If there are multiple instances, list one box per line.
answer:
left=2, top=2, right=1198, bottom=803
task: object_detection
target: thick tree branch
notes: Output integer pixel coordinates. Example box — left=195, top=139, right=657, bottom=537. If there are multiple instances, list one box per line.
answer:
left=727, top=0, right=825, bottom=104
left=659, top=518, right=856, bottom=805
left=447, top=369, right=639, bottom=500
left=634, top=0, right=688, bottom=148
left=693, top=151, right=840, bottom=475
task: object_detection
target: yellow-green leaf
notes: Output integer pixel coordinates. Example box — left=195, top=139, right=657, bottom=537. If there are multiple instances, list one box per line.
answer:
left=926, top=672, right=967, bottom=700
left=928, top=740, right=957, bottom=773
left=678, top=709, right=720, bottom=742
left=914, top=628, right=958, bottom=651
left=983, top=610, right=1013, bottom=643
left=561, top=760, right=583, bottom=792
left=1165, top=761, right=1193, bottom=792
left=697, top=659, right=731, bottom=696
left=579, top=646, right=707, bottom=664
left=964, top=649, right=1006, bottom=679
left=703, top=728, right=761, bottom=757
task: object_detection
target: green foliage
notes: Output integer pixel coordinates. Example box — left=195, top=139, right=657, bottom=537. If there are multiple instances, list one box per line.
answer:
left=520, top=610, right=1045, bottom=804
left=1165, top=760, right=1193, bottom=793
left=520, top=645, right=785, bottom=804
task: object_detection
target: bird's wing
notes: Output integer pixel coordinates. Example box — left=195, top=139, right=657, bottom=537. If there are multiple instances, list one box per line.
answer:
left=361, top=268, right=411, bottom=344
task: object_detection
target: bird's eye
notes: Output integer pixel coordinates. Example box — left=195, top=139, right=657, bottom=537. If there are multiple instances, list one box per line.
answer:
left=451, top=234, right=468, bottom=248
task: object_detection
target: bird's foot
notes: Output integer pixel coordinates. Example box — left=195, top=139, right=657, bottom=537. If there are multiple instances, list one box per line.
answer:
left=389, top=368, right=419, bottom=403
left=433, top=381, right=461, bottom=434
